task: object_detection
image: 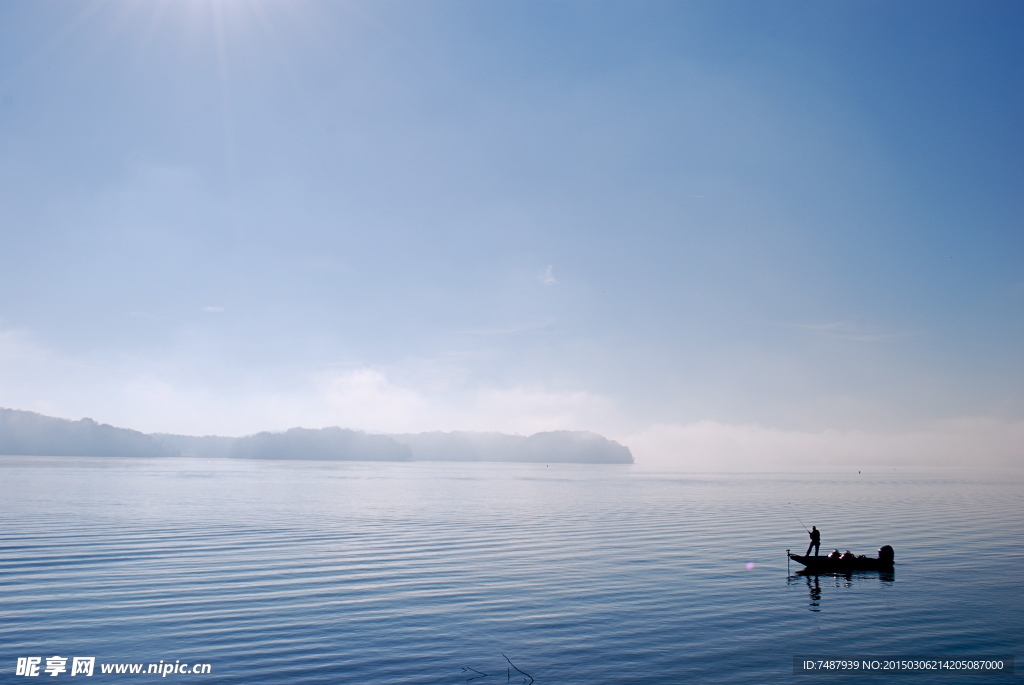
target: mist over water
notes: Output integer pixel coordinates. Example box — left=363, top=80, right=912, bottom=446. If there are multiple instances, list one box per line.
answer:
left=1, top=457, right=1021, bottom=683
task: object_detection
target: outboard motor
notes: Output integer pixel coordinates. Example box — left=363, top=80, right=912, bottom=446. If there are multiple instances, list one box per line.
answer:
left=878, top=545, right=894, bottom=563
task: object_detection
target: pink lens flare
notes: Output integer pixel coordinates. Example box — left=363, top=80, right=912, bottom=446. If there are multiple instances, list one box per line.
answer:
left=745, top=562, right=756, bottom=570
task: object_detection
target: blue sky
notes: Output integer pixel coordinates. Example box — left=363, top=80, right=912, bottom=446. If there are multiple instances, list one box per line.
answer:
left=0, top=1, right=1021, bottom=466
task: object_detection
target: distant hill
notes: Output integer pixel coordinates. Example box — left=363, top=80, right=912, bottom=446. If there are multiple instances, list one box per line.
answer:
left=153, top=428, right=411, bottom=461
left=390, top=430, right=633, bottom=464
left=0, top=408, right=633, bottom=464
left=228, top=427, right=410, bottom=461
left=0, top=407, right=176, bottom=458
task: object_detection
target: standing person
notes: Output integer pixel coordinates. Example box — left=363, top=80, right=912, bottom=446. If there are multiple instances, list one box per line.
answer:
left=806, top=526, right=821, bottom=556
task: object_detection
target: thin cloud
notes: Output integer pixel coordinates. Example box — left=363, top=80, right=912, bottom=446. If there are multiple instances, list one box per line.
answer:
left=791, top=321, right=914, bottom=342
left=540, top=265, right=557, bottom=285
left=460, top=317, right=556, bottom=336
left=202, top=306, right=225, bottom=313
left=0, top=328, right=48, bottom=364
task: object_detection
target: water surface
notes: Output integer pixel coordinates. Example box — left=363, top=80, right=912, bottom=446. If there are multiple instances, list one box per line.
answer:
left=1, top=458, right=1021, bottom=683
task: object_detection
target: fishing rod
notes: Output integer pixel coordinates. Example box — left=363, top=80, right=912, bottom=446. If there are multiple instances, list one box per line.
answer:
left=787, top=501, right=810, bottom=533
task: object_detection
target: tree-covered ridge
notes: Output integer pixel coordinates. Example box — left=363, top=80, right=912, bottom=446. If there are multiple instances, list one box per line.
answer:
left=0, top=407, right=176, bottom=458
left=1, top=408, right=633, bottom=463
left=391, top=430, right=633, bottom=464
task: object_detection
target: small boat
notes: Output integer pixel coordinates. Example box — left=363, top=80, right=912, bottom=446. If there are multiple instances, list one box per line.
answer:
left=788, top=545, right=894, bottom=573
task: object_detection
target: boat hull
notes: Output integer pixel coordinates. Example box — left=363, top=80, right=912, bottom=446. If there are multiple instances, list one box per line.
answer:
left=789, top=553, right=894, bottom=573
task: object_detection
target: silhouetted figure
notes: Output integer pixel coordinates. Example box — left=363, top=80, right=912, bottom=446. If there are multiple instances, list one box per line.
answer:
left=805, top=526, right=821, bottom=556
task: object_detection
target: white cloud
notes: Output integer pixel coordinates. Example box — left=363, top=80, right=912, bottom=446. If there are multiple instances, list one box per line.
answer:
left=469, top=384, right=617, bottom=434
left=540, top=265, right=557, bottom=285
left=315, top=367, right=617, bottom=435
left=318, top=368, right=431, bottom=433
left=2, top=324, right=1020, bottom=470
left=0, top=328, right=620, bottom=437
left=119, top=368, right=617, bottom=437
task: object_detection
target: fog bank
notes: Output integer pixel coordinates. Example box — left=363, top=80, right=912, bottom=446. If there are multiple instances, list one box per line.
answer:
left=626, top=418, right=1024, bottom=470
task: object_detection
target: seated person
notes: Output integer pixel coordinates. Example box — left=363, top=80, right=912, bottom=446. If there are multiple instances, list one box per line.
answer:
left=840, top=550, right=855, bottom=561
left=827, top=549, right=841, bottom=559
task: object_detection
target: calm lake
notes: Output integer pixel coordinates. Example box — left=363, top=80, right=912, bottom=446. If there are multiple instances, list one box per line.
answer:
left=1, top=457, right=1021, bottom=683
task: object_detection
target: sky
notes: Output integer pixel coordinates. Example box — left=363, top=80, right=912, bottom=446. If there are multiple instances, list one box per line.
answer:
left=0, top=0, right=1021, bottom=468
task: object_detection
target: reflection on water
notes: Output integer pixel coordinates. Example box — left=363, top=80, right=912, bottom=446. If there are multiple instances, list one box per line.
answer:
left=788, top=571, right=895, bottom=612
left=806, top=574, right=822, bottom=612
